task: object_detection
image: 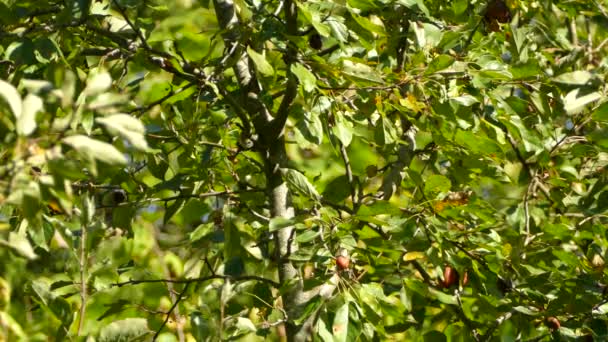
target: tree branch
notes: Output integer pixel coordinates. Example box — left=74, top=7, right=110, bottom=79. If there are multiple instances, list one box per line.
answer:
left=153, top=283, right=190, bottom=341
left=113, top=274, right=280, bottom=288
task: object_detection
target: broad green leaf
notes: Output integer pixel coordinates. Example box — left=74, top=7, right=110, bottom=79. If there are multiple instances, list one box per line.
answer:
left=84, top=69, right=112, bottom=96
left=332, top=113, right=354, bottom=146
left=190, top=223, right=214, bottom=242
left=429, top=287, right=457, bottom=305
left=296, top=230, right=318, bottom=243
left=400, top=0, right=430, bottom=16
left=424, top=174, right=451, bottom=196
left=328, top=19, right=349, bottom=43
left=5, top=232, right=37, bottom=260
left=513, top=306, right=540, bottom=316
left=563, top=89, right=601, bottom=114
left=281, top=168, right=321, bottom=201
left=454, top=130, right=503, bottom=155
left=63, top=135, right=127, bottom=165
left=450, top=95, right=478, bottom=107
left=0, top=80, right=22, bottom=119
left=593, top=102, right=608, bottom=121
left=269, top=217, right=295, bottom=232
left=291, top=63, right=316, bottom=92
left=29, top=280, right=72, bottom=324
left=478, top=69, right=512, bottom=80
left=297, top=110, right=324, bottom=145
left=18, top=94, right=43, bottom=136
left=247, top=47, right=274, bottom=76
left=96, top=113, right=149, bottom=151
left=341, top=60, right=383, bottom=84
left=99, top=318, right=150, bottom=342
left=348, top=10, right=385, bottom=36
left=553, top=70, right=593, bottom=85
left=321, top=175, right=351, bottom=202
left=425, top=55, right=455, bottom=75
left=332, top=301, right=349, bottom=342
left=296, top=2, right=331, bottom=37
left=317, top=319, right=334, bottom=342
left=235, top=317, right=257, bottom=332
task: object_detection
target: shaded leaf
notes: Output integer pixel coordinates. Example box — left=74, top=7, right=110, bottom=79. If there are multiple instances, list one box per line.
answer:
left=247, top=47, right=274, bottom=76
left=99, top=318, right=150, bottom=342
left=281, top=168, right=321, bottom=201
left=63, top=135, right=127, bottom=165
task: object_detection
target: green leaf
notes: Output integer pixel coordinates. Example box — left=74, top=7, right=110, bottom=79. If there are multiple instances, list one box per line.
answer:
left=269, top=217, right=294, bottom=232
left=297, top=109, right=324, bottom=145
left=29, top=280, right=72, bottom=324
left=424, top=175, right=451, bottom=196
left=235, top=317, right=257, bottom=333
left=247, top=47, right=274, bottom=76
left=425, top=55, right=454, bottom=75
left=63, top=135, right=127, bottom=166
left=332, top=301, right=349, bottom=342
left=317, top=319, right=333, bottom=342
left=513, top=306, right=540, bottom=316
left=296, top=230, right=318, bottom=243
left=553, top=70, right=593, bottom=85
left=190, top=223, right=214, bottom=242
left=328, top=20, right=349, bottom=43
left=5, top=232, right=38, bottom=260
left=428, top=287, right=457, bottom=305
left=321, top=175, right=351, bottom=202
left=281, top=168, right=321, bottom=201
left=296, top=2, right=331, bottom=37
left=96, top=113, right=149, bottom=151
left=84, top=69, right=112, bottom=96
left=593, top=102, right=608, bottom=122
left=0, top=79, right=22, bottom=119
left=341, top=60, right=383, bottom=84
left=17, top=94, right=42, bottom=136
left=450, top=95, right=478, bottom=107
left=291, top=63, right=316, bottom=92
left=332, top=113, right=354, bottom=146
left=348, top=9, right=385, bottom=36
left=563, top=89, right=601, bottom=114
left=99, top=318, right=150, bottom=342
left=478, top=69, right=512, bottom=80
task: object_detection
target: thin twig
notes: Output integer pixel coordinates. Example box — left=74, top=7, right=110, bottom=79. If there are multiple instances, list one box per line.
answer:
left=339, top=142, right=357, bottom=211
left=482, top=310, right=514, bottom=341
left=153, top=283, right=191, bottom=341
left=455, top=290, right=481, bottom=342
left=111, top=0, right=153, bottom=52
left=77, top=220, right=87, bottom=335
left=523, top=175, right=536, bottom=248
left=129, top=83, right=196, bottom=115
left=113, top=274, right=280, bottom=288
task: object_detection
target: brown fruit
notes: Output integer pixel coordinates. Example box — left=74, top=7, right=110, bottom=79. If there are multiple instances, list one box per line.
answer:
left=462, top=270, right=469, bottom=287
left=443, top=266, right=459, bottom=288
left=309, top=33, right=323, bottom=50
left=336, top=255, right=350, bottom=270
left=484, top=0, right=511, bottom=32
left=545, top=316, right=560, bottom=330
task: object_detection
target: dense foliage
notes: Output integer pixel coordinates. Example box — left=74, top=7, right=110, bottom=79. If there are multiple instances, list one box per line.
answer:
left=1, top=0, right=608, bottom=340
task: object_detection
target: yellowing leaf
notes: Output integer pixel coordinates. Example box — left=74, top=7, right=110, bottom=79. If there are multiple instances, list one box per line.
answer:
left=403, top=251, right=425, bottom=261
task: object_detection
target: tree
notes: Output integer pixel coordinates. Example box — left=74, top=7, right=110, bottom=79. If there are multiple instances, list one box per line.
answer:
left=1, top=0, right=608, bottom=340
